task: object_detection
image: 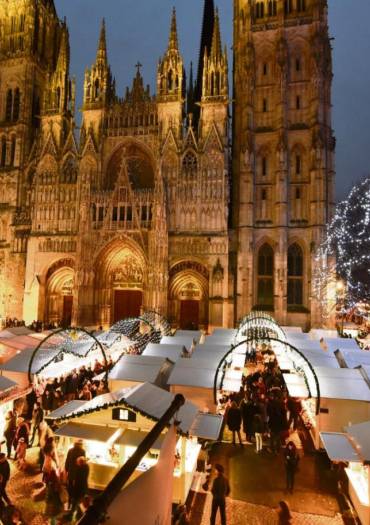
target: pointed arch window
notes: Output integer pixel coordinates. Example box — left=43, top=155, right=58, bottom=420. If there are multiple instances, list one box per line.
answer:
left=287, top=243, right=304, bottom=307
left=94, top=79, right=100, bottom=99
left=1, top=138, right=6, bottom=167
left=257, top=244, right=274, bottom=309
left=13, top=88, right=20, bottom=121
left=268, top=1, right=277, bottom=16
left=5, top=90, right=13, bottom=122
left=297, top=0, right=306, bottom=12
left=10, top=136, right=16, bottom=166
left=295, top=154, right=301, bottom=175
left=262, top=156, right=268, bottom=176
left=167, top=70, right=173, bottom=91
left=284, top=0, right=292, bottom=14
left=182, top=151, right=198, bottom=178
left=256, top=2, right=265, bottom=18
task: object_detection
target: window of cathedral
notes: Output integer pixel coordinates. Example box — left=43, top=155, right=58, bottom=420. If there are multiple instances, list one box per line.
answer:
left=295, top=58, right=301, bottom=72
left=257, top=244, right=274, bottom=309
left=262, top=157, right=268, bottom=176
left=297, top=0, right=306, bottom=12
left=0, top=138, right=6, bottom=168
left=94, top=79, right=100, bottom=99
left=263, top=98, right=268, bottom=113
left=295, top=187, right=301, bottom=200
left=263, top=63, right=268, bottom=76
left=12, top=88, right=20, bottom=122
left=296, top=95, right=301, bottom=110
left=284, top=0, right=293, bottom=15
left=5, top=90, right=13, bottom=122
left=255, top=1, right=265, bottom=19
left=182, top=151, right=198, bottom=178
left=287, top=243, right=304, bottom=307
left=268, top=1, right=277, bottom=16
left=295, top=154, right=301, bottom=175
left=10, top=136, right=16, bottom=166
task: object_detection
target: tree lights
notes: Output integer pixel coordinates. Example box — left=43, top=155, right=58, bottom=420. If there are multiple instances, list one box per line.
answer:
left=314, top=177, right=370, bottom=320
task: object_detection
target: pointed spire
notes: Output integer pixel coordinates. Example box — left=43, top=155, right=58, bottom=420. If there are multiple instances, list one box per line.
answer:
left=210, top=8, right=222, bottom=60
left=96, top=18, right=107, bottom=65
left=168, top=7, right=179, bottom=51
left=196, top=0, right=215, bottom=103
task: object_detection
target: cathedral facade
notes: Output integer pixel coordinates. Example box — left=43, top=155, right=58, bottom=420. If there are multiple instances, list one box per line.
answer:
left=0, top=0, right=334, bottom=330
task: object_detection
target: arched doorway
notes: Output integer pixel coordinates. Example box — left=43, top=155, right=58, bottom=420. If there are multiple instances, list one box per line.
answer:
left=45, top=259, right=75, bottom=326
left=169, top=261, right=209, bottom=329
left=94, top=239, right=146, bottom=326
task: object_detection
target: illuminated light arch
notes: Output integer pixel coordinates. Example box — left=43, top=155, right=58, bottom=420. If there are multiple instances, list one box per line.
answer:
left=28, top=327, right=109, bottom=386
left=213, top=336, right=321, bottom=415
left=236, top=311, right=286, bottom=341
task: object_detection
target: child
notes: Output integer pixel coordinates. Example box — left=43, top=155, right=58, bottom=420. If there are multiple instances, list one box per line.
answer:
left=16, top=437, right=27, bottom=470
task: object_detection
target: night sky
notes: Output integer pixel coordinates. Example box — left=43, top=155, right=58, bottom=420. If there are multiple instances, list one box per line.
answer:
left=54, top=0, right=370, bottom=202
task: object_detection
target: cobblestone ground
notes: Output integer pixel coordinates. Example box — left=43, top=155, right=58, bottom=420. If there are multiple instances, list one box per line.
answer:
left=198, top=494, right=344, bottom=525
left=7, top=449, right=51, bottom=525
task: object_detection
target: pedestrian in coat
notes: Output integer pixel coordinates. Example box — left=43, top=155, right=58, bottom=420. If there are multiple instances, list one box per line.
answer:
left=3, top=410, right=17, bottom=458
left=277, top=500, right=293, bottom=524
left=0, top=453, right=11, bottom=505
left=44, top=459, right=63, bottom=525
left=65, top=440, right=86, bottom=508
left=284, top=441, right=299, bottom=493
left=252, top=413, right=264, bottom=453
left=210, top=464, right=230, bottom=525
left=70, top=456, right=89, bottom=516
left=226, top=401, right=243, bottom=445
left=30, top=402, right=44, bottom=446
left=13, top=418, right=29, bottom=457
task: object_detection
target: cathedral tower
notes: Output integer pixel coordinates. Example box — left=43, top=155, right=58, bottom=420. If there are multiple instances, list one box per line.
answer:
left=232, top=0, right=335, bottom=328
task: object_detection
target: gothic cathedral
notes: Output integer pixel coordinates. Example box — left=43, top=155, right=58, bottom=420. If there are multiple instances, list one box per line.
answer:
left=0, top=0, right=334, bottom=330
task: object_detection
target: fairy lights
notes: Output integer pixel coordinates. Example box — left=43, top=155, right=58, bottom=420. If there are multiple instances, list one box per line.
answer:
left=314, top=177, right=370, bottom=318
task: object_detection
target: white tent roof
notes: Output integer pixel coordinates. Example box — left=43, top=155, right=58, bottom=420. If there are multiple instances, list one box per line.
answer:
left=109, top=355, right=173, bottom=384
left=55, top=422, right=119, bottom=443
left=0, top=375, right=18, bottom=392
left=212, top=328, right=237, bottom=337
left=314, top=367, right=364, bottom=380
left=0, top=327, right=34, bottom=338
left=281, top=326, right=303, bottom=333
left=335, top=349, right=370, bottom=368
left=142, top=343, right=184, bottom=361
left=325, top=338, right=360, bottom=352
left=283, top=373, right=310, bottom=398
left=310, top=329, right=338, bottom=340
left=160, top=336, right=194, bottom=350
left=168, top=362, right=218, bottom=389
left=345, top=421, right=370, bottom=461
left=320, top=432, right=361, bottom=462
left=174, top=330, right=201, bottom=343
left=319, top=376, right=370, bottom=401
left=189, top=412, right=223, bottom=440
left=47, top=400, right=86, bottom=420
left=0, top=347, right=61, bottom=374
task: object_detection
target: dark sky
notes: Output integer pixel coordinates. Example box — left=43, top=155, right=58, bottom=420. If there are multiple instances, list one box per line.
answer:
left=55, top=0, right=370, bottom=201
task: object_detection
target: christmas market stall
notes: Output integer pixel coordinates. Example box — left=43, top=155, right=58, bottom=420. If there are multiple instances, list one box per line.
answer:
left=48, top=382, right=223, bottom=503
left=108, top=355, right=174, bottom=391
left=321, top=421, right=370, bottom=525
left=142, top=343, right=185, bottom=362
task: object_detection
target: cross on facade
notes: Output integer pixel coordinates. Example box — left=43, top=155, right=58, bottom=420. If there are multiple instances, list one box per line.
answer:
left=135, top=61, right=142, bottom=74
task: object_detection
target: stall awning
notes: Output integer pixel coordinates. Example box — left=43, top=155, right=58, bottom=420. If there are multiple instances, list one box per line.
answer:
left=345, top=421, right=370, bottom=462
left=160, top=336, right=195, bottom=350
left=189, top=413, right=223, bottom=441
left=0, top=375, right=17, bottom=392
left=283, top=373, right=309, bottom=398
left=320, top=432, right=361, bottom=462
left=174, top=330, right=201, bottom=343
left=115, top=429, right=165, bottom=450
left=47, top=401, right=86, bottom=420
left=142, top=343, right=184, bottom=361
left=55, top=423, right=121, bottom=443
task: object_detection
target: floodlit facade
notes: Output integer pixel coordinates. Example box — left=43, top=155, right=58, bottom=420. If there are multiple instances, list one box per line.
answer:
left=0, top=0, right=334, bottom=330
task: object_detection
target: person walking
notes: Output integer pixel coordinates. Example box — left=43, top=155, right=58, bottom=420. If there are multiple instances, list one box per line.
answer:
left=69, top=456, right=89, bottom=517
left=210, top=464, right=230, bottom=525
left=3, top=410, right=17, bottom=459
left=65, top=440, right=86, bottom=509
left=284, top=441, right=299, bottom=493
left=277, top=500, right=293, bottom=524
left=13, top=418, right=29, bottom=459
left=252, top=413, right=264, bottom=453
left=226, top=401, right=243, bottom=445
left=0, top=453, right=11, bottom=505
left=30, top=402, right=44, bottom=447
left=43, top=456, right=63, bottom=525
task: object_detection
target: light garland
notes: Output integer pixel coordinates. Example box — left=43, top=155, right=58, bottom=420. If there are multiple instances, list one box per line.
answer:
left=313, top=177, right=370, bottom=319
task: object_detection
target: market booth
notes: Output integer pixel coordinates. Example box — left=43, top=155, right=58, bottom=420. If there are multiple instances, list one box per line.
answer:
left=48, top=382, right=223, bottom=503
left=321, top=421, right=370, bottom=525
left=108, top=355, right=174, bottom=391
left=283, top=366, right=370, bottom=449
left=142, top=343, right=185, bottom=362
left=167, top=355, right=222, bottom=412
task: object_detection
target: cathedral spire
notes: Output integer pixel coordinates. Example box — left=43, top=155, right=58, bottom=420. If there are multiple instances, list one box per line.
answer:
left=96, top=18, right=108, bottom=66
left=168, top=7, right=179, bottom=51
left=196, top=0, right=215, bottom=103
left=210, top=8, right=222, bottom=61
